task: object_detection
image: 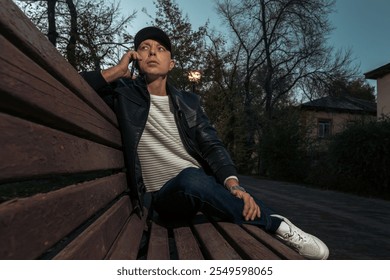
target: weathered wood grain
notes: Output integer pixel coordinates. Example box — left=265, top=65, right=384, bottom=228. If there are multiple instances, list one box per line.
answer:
left=0, top=173, right=127, bottom=259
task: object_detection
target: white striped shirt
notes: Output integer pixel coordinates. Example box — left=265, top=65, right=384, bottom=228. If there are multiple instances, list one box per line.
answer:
left=137, top=94, right=201, bottom=192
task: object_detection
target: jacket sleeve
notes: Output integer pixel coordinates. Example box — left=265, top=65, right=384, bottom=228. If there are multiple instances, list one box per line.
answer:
left=80, top=71, right=108, bottom=91
left=80, top=71, right=116, bottom=109
left=194, top=101, right=239, bottom=184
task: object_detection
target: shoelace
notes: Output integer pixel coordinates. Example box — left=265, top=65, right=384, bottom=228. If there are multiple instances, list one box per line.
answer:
left=283, top=229, right=307, bottom=249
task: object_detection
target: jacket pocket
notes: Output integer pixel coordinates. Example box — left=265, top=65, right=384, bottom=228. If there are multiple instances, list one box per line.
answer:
left=185, top=111, right=202, bottom=128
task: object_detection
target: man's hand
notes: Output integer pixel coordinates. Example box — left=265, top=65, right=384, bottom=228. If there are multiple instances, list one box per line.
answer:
left=101, top=50, right=142, bottom=83
left=231, top=189, right=261, bottom=221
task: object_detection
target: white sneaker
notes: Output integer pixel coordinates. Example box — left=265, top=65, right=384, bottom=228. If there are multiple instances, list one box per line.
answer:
left=271, top=214, right=329, bottom=260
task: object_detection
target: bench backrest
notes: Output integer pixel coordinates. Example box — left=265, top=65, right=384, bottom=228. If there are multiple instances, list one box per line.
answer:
left=0, top=0, right=132, bottom=259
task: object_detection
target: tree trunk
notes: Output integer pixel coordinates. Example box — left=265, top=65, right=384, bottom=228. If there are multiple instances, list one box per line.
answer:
left=47, top=0, right=57, bottom=46
left=66, top=0, right=77, bottom=68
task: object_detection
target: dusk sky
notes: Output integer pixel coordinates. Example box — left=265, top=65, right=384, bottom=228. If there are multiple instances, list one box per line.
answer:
left=121, top=0, right=390, bottom=85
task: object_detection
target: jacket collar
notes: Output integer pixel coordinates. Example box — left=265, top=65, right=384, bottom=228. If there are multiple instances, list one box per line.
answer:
left=133, top=76, right=194, bottom=116
left=134, top=75, right=180, bottom=98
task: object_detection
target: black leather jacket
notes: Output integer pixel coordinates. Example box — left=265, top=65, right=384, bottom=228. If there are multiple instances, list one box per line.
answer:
left=82, top=72, right=238, bottom=215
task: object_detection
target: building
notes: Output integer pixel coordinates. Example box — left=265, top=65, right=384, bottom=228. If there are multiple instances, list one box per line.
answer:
left=365, top=62, right=390, bottom=118
left=300, top=95, right=377, bottom=140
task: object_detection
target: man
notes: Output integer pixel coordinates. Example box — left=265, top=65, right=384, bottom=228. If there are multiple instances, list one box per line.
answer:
left=81, top=26, right=329, bottom=260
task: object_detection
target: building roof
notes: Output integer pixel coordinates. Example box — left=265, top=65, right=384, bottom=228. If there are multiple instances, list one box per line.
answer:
left=364, top=62, right=390, bottom=79
left=301, top=95, right=377, bottom=115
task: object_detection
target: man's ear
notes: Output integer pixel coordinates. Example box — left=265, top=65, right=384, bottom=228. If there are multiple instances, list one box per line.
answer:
left=169, top=60, right=175, bottom=71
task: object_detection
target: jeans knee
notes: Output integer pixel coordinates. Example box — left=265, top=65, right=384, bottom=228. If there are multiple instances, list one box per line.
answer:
left=157, top=167, right=223, bottom=208
left=177, top=167, right=202, bottom=180
left=175, top=168, right=207, bottom=193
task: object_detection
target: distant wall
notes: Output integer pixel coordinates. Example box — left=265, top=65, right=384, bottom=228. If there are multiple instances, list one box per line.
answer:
left=301, top=110, right=376, bottom=139
left=377, top=74, right=390, bottom=117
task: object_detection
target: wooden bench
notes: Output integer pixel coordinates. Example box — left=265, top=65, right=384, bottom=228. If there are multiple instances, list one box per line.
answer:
left=0, top=0, right=303, bottom=260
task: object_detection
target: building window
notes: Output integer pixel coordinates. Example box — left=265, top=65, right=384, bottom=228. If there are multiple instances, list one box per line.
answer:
left=318, top=119, right=332, bottom=138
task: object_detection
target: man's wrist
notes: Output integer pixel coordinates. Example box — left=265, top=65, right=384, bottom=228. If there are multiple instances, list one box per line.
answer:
left=224, top=176, right=246, bottom=193
left=227, top=185, right=246, bottom=193
left=224, top=176, right=239, bottom=187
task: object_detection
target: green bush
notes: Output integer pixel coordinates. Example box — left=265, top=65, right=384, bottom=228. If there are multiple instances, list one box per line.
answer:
left=259, top=110, right=310, bottom=181
left=326, top=119, right=390, bottom=199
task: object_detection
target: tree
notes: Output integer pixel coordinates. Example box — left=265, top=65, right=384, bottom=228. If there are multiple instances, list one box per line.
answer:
left=216, top=0, right=357, bottom=118
left=301, top=73, right=376, bottom=102
left=347, top=78, right=376, bottom=101
left=327, top=76, right=375, bottom=101
left=202, top=30, right=263, bottom=173
left=74, top=0, right=135, bottom=70
left=207, top=0, right=358, bottom=174
left=326, top=119, right=390, bottom=199
left=259, top=107, right=311, bottom=181
left=47, top=0, right=58, bottom=46
left=15, top=0, right=136, bottom=70
left=146, top=0, right=208, bottom=91
left=65, top=0, right=77, bottom=67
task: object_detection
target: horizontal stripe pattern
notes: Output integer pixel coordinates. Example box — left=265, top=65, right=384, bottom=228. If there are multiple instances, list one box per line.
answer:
left=138, top=94, right=200, bottom=192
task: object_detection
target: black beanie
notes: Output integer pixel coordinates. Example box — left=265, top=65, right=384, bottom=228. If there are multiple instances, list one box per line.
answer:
left=134, top=26, right=172, bottom=54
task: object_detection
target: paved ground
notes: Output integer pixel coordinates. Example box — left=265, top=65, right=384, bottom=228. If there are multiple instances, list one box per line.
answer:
left=239, top=175, right=390, bottom=260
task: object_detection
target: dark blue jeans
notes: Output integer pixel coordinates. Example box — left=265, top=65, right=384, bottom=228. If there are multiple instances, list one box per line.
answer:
left=152, top=167, right=281, bottom=233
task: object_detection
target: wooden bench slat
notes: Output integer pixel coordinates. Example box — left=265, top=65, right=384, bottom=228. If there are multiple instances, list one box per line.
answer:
left=243, top=224, right=305, bottom=259
left=173, top=227, right=204, bottom=260
left=53, top=196, right=132, bottom=259
left=192, top=215, right=241, bottom=260
left=0, top=34, right=121, bottom=148
left=147, top=222, right=170, bottom=260
left=0, top=173, right=127, bottom=259
left=217, top=222, right=281, bottom=260
left=0, top=112, right=124, bottom=182
left=0, top=0, right=118, bottom=128
left=106, top=208, right=148, bottom=260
